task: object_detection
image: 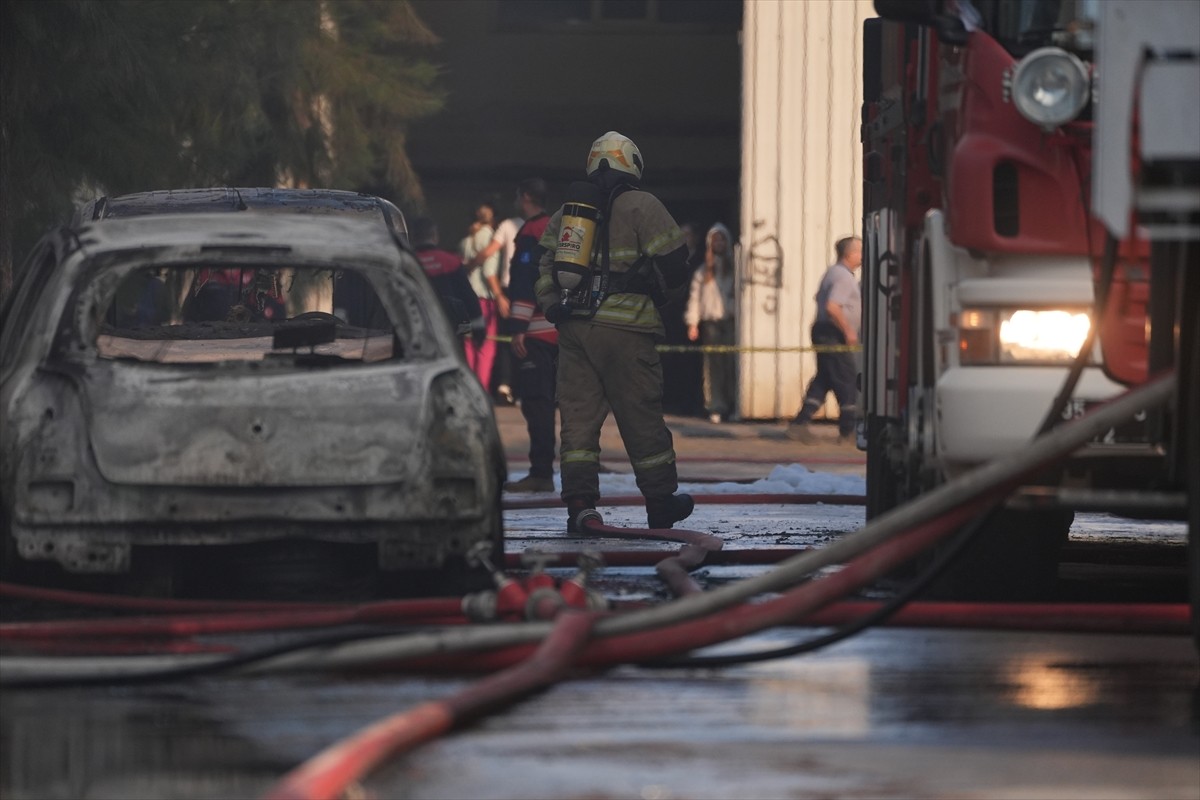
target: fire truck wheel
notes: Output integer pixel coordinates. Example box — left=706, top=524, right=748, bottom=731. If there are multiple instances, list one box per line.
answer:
left=923, top=509, right=1073, bottom=602
left=1184, top=267, right=1200, bottom=652
left=865, top=415, right=905, bottom=520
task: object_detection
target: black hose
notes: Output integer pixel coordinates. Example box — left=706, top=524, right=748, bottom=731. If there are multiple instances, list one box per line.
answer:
left=1035, top=233, right=1119, bottom=436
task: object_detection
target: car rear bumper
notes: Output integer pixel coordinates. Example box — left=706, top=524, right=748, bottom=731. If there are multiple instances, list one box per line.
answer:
left=10, top=478, right=498, bottom=574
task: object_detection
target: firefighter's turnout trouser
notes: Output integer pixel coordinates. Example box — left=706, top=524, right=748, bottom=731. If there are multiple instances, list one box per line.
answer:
left=557, top=319, right=678, bottom=503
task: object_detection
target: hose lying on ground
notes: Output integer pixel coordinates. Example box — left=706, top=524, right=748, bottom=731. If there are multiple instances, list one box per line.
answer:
left=573, top=518, right=724, bottom=597
left=0, top=374, right=1174, bottom=686
left=261, top=611, right=596, bottom=800
left=0, top=580, right=332, bottom=613
left=0, top=599, right=467, bottom=642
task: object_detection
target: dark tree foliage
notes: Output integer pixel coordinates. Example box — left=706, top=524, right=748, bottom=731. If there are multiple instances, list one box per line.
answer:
left=0, top=0, right=443, bottom=305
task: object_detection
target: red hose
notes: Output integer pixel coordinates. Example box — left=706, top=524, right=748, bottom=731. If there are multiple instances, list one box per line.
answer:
left=578, top=520, right=724, bottom=597
left=0, top=580, right=332, bottom=613
left=0, top=598, right=467, bottom=641
left=3, top=638, right=235, bottom=656
left=262, top=611, right=595, bottom=800
left=383, top=502, right=981, bottom=675
left=801, top=600, right=1191, bottom=635
left=503, top=492, right=864, bottom=510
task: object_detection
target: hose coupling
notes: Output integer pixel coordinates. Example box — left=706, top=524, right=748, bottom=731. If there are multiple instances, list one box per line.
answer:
left=573, top=508, right=604, bottom=532
left=461, top=591, right=498, bottom=622
left=495, top=579, right=530, bottom=620
left=525, top=587, right=566, bottom=620
left=560, top=550, right=608, bottom=610
left=521, top=549, right=558, bottom=593
left=467, top=540, right=515, bottom=592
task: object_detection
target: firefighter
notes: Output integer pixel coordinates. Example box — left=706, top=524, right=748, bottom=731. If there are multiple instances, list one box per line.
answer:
left=535, top=131, right=695, bottom=531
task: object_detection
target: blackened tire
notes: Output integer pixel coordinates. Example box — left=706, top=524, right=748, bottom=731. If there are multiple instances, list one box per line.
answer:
left=385, top=479, right=505, bottom=598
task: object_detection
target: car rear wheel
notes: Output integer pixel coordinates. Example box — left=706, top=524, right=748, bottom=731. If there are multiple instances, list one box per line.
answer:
left=385, top=490, right=505, bottom=598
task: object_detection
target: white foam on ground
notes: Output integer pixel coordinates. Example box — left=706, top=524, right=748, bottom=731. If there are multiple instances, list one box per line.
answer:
left=508, top=464, right=865, bottom=497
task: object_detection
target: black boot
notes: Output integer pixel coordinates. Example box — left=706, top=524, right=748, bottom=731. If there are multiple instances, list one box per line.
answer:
left=645, top=493, right=695, bottom=530
left=566, top=497, right=599, bottom=533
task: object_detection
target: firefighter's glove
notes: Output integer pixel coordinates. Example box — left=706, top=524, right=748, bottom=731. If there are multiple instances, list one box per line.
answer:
left=544, top=304, right=569, bottom=326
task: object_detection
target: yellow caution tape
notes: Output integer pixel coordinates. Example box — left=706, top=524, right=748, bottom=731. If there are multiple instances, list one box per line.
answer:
left=655, top=343, right=862, bottom=354
left=486, top=335, right=859, bottom=354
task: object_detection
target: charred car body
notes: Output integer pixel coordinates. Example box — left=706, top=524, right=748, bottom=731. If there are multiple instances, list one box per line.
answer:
left=0, top=213, right=503, bottom=592
left=73, top=187, right=410, bottom=243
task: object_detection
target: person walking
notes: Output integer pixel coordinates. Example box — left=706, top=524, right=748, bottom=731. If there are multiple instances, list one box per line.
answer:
left=684, top=222, right=737, bottom=423
left=460, top=202, right=500, bottom=390
left=503, top=178, right=558, bottom=493
left=535, top=131, right=696, bottom=531
left=787, top=236, right=862, bottom=444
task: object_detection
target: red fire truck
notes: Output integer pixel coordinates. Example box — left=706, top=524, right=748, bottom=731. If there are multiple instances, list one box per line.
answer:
left=860, top=0, right=1198, bottom=622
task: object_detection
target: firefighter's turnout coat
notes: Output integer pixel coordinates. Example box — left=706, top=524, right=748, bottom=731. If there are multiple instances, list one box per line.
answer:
left=535, top=189, right=689, bottom=503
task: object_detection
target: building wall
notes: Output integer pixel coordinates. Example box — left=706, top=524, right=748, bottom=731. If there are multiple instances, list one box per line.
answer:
left=738, top=0, right=874, bottom=419
left=405, top=0, right=872, bottom=420
left=406, top=0, right=742, bottom=413
left=406, top=0, right=741, bottom=242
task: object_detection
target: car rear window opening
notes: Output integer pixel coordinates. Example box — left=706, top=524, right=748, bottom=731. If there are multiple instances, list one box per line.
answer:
left=96, top=265, right=401, bottom=365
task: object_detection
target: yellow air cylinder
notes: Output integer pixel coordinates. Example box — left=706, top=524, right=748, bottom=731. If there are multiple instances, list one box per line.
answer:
left=555, top=201, right=600, bottom=278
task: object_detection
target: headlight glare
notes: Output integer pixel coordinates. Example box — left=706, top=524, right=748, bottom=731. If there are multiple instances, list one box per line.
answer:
left=1012, top=47, right=1089, bottom=128
left=998, top=309, right=1091, bottom=363
left=959, top=307, right=1092, bottom=365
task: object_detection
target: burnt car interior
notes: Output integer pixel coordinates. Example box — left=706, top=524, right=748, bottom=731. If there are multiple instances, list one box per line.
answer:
left=97, top=265, right=404, bottom=365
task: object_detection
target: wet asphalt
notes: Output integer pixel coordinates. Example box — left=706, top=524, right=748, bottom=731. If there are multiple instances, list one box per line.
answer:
left=2, top=410, right=1198, bottom=799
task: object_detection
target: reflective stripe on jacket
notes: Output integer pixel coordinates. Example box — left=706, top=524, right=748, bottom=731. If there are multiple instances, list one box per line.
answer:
left=537, top=189, right=684, bottom=338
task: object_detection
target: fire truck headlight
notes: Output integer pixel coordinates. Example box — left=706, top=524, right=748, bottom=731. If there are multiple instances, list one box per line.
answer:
left=998, top=309, right=1091, bottom=363
left=1011, top=47, right=1090, bottom=129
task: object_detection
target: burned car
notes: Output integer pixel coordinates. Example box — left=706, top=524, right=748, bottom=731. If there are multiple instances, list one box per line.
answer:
left=0, top=213, right=503, bottom=594
left=73, top=187, right=409, bottom=243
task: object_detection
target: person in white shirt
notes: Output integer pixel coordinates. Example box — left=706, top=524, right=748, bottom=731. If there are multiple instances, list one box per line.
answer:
left=469, top=190, right=526, bottom=404
left=459, top=203, right=500, bottom=390
left=685, top=222, right=736, bottom=423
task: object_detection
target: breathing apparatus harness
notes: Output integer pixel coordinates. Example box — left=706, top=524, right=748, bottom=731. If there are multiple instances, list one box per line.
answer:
left=551, top=171, right=662, bottom=321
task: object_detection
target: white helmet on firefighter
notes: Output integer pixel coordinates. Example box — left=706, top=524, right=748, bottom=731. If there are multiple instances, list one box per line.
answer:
left=586, top=131, right=643, bottom=181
